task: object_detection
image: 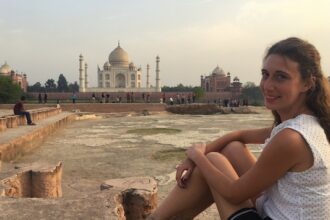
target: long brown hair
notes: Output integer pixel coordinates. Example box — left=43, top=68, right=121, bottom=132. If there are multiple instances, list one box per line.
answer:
left=265, top=37, right=330, bottom=142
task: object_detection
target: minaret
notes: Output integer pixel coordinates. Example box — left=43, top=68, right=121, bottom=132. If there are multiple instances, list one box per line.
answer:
left=84, top=63, right=88, bottom=89
left=155, top=56, right=161, bottom=92
left=79, top=54, right=85, bottom=92
left=146, top=64, right=150, bottom=88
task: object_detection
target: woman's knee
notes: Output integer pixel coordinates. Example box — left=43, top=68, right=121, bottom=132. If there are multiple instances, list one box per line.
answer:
left=206, top=152, right=231, bottom=167
left=205, top=152, right=239, bottom=179
left=220, top=141, right=256, bottom=176
left=221, top=141, right=246, bottom=158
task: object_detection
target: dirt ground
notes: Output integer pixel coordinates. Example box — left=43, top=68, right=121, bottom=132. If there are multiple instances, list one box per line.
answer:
left=1, top=107, right=273, bottom=219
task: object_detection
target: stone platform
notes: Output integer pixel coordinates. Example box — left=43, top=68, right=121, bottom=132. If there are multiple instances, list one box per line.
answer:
left=0, top=106, right=273, bottom=219
left=0, top=111, right=76, bottom=161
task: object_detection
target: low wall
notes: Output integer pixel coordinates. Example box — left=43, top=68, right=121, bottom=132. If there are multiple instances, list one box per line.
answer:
left=0, top=113, right=76, bottom=162
left=0, top=103, right=166, bottom=114
left=0, top=107, right=62, bottom=132
left=60, top=103, right=167, bottom=113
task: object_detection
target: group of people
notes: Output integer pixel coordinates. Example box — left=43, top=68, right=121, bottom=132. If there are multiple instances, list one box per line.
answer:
left=37, top=93, right=48, bottom=104
left=175, top=93, right=197, bottom=104
left=212, top=98, right=247, bottom=107
left=148, top=37, right=330, bottom=219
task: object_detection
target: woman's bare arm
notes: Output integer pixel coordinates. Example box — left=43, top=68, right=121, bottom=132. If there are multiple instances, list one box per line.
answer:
left=188, top=128, right=310, bottom=204
left=176, top=127, right=272, bottom=187
left=205, top=127, right=272, bottom=153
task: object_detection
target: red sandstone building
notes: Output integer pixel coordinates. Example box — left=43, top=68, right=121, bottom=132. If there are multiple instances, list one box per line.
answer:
left=201, top=65, right=242, bottom=94
left=0, top=62, right=28, bottom=92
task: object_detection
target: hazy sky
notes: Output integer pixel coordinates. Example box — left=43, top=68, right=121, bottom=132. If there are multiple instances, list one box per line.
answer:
left=1, top=0, right=329, bottom=87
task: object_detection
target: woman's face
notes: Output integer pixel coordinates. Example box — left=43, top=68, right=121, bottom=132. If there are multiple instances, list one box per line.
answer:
left=260, top=54, right=310, bottom=116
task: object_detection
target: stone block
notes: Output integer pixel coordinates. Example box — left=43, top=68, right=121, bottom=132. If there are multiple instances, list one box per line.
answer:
left=0, top=118, right=7, bottom=132
left=101, top=176, right=157, bottom=220
left=0, top=162, right=62, bottom=198
left=6, top=116, right=18, bottom=128
left=31, top=162, right=63, bottom=198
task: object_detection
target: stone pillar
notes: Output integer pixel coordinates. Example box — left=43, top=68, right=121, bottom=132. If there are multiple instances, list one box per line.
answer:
left=155, top=56, right=161, bottom=92
left=79, top=54, right=85, bottom=92
left=146, top=64, right=150, bottom=88
left=101, top=176, right=157, bottom=220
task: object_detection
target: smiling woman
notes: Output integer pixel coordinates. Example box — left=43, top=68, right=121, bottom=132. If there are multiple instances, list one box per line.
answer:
left=148, top=37, right=330, bottom=220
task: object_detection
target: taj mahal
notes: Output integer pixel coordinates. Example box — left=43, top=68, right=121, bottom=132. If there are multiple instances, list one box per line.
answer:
left=78, top=43, right=161, bottom=93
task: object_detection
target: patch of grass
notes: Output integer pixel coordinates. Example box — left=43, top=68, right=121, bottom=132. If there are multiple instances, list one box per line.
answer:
left=153, top=148, right=186, bottom=161
left=127, top=128, right=181, bottom=135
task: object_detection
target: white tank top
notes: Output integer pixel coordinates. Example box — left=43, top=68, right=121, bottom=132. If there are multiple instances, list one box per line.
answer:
left=256, top=114, right=330, bottom=220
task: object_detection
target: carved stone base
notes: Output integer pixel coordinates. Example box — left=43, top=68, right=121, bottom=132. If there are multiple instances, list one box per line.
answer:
left=1, top=162, right=62, bottom=198
left=101, top=176, right=158, bottom=220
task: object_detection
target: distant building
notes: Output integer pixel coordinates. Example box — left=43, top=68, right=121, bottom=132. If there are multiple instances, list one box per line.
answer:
left=78, top=42, right=161, bottom=93
left=0, top=61, right=28, bottom=92
left=200, top=65, right=242, bottom=94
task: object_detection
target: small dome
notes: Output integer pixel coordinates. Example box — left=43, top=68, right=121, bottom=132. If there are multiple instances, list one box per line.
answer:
left=108, top=44, right=129, bottom=67
left=129, top=62, right=135, bottom=67
left=233, top=76, right=240, bottom=82
left=0, top=62, right=12, bottom=75
left=104, top=61, right=111, bottom=67
left=212, top=65, right=225, bottom=76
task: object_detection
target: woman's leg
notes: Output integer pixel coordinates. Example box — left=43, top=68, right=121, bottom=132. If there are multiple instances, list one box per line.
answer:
left=206, top=152, right=254, bottom=220
left=220, top=141, right=257, bottom=176
left=220, top=141, right=259, bottom=203
left=149, top=167, right=214, bottom=220
left=150, top=141, right=256, bottom=220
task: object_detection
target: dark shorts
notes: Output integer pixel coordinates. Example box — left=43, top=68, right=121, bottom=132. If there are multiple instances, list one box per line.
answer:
left=228, top=208, right=272, bottom=220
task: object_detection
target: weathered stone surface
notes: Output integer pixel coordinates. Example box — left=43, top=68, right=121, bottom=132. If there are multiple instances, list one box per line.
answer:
left=0, top=176, right=157, bottom=220
left=101, top=176, right=158, bottom=220
left=0, top=107, right=62, bottom=132
left=0, top=170, right=32, bottom=197
left=0, top=117, right=7, bottom=132
left=0, top=112, right=76, bottom=162
left=31, top=162, right=62, bottom=198
left=0, top=190, right=120, bottom=220
left=1, top=162, right=62, bottom=198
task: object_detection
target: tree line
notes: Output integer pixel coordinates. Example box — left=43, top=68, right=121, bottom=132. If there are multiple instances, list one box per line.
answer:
left=27, top=74, right=79, bottom=93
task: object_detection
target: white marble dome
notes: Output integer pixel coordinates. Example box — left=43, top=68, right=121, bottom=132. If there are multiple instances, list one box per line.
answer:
left=0, top=62, right=12, bottom=75
left=108, top=44, right=129, bottom=67
left=212, top=65, right=225, bottom=76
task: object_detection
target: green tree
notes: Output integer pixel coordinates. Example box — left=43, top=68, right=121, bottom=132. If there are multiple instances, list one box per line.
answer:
left=0, top=76, right=23, bottom=103
left=240, top=82, right=264, bottom=106
left=45, top=79, right=57, bottom=92
left=57, top=74, right=68, bottom=92
left=192, top=86, right=204, bottom=99
left=27, top=82, right=44, bottom=92
left=162, top=84, right=196, bottom=92
left=68, top=81, right=79, bottom=92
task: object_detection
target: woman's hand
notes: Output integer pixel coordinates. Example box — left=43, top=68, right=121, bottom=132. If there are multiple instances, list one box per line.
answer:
left=186, top=143, right=207, bottom=163
left=175, top=158, right=196, bottom=188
